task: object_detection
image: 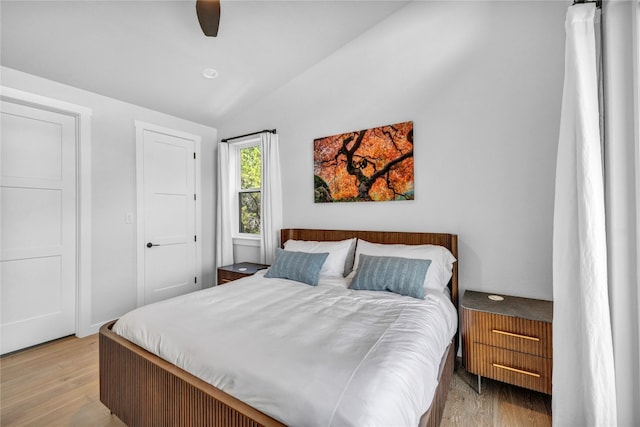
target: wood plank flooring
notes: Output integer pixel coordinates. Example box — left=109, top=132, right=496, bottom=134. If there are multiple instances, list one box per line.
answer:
left=441, top=361, right=552, bottom=426
left=1, top=335, right=551, bottom=426
left=1, top=334, right=124, bottom=427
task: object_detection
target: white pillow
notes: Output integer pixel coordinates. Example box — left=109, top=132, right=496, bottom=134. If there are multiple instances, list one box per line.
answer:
left=283, top=238, right=356, bottom=278
left=351, top=239, right=456, bottom=292
left=317, top=276, right=350, bottom=288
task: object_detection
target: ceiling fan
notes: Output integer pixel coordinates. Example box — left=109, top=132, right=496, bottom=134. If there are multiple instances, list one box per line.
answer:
left=196, top=0, right=221, bottom=37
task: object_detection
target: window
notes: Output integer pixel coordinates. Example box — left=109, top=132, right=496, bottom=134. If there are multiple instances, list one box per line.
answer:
left=236, top=142, right=261, bottom=236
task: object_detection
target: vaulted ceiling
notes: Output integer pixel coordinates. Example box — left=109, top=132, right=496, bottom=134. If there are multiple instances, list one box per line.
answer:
left=1, top=0, right=408, bottom=127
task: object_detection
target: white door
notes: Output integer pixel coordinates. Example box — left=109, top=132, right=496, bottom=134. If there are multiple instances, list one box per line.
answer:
left=141, top=128, right=199, bottom=305
left=1, top=101, right=76, bottom=354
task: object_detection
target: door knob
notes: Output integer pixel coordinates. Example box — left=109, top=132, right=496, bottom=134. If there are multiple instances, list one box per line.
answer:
left=146, top=242, right=159, bottom=248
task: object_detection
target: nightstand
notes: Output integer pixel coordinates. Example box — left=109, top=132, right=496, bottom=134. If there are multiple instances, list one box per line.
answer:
left=217, top=262, right=269, bottom=285
left=461, top=290, right=553, bottom=394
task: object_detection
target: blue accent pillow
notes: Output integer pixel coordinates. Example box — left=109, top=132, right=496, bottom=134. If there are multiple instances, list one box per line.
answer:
left=350, top=254, right=431, bottom=299
left=264, top=248, right=329, bottom=286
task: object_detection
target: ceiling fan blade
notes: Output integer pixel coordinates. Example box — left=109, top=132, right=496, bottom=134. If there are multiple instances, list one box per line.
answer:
left=196, top=0, right=220, bottom=37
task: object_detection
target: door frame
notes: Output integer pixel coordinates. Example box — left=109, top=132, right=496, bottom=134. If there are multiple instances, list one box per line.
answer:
left=134, top=121, right=202, bottom=306
left=0, top=86, right=93, bottom=338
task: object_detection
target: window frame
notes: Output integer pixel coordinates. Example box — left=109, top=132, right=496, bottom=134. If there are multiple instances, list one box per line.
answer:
left=231, top=137, right=262, bottom=240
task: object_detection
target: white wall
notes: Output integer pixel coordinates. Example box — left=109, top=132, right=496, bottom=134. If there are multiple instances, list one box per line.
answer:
left=1, top=66, right=218, bottom=330
left=219, top=1, right=567, bottom=301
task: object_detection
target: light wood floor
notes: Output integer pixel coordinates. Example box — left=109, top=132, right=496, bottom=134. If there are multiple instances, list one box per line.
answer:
left=441, top=361, right=551, bottom=426
left=1, top=334, right=124, bottom=427
left=1, top=335, right=551, bottom=426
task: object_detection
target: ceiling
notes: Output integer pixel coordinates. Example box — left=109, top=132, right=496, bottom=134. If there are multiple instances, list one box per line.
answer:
left=1, top=0, right=408, bottom=127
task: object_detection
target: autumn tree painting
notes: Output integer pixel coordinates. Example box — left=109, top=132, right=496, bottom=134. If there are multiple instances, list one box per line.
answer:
left=314, top=121, right=414, bottom=203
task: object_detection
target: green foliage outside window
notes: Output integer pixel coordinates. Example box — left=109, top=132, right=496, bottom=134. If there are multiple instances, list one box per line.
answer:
left=239, top=145, right=261, bottom=234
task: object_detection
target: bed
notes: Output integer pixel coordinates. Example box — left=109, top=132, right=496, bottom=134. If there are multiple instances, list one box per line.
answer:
left=100, top=228, right=459, bottom=426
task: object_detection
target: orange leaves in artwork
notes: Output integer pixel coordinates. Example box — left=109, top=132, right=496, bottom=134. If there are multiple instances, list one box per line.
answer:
left=314, top=121, right=414, bottom=203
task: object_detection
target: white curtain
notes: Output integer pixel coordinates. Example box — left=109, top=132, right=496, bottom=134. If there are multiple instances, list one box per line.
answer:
left=602, top=0, right=640, bottom=424
left=552, top=3, right=618, bottom=426
left=259, top=132, right=283, bottom=264
left=216, top=142, right=234, bottom=268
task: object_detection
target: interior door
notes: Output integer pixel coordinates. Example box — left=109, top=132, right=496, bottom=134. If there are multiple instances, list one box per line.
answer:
left=142, top=129, right=198, bottom=304
left=1, top=101, right=76, bottom=354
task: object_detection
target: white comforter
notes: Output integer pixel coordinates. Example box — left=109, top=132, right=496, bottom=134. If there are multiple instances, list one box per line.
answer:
left=113, top=272, right=457, bottom=427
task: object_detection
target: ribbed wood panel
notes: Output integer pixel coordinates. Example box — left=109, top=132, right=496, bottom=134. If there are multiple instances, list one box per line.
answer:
left=468, top=343, right=552, bottom=394
left=462, top=301, right=553, bottom=395
left=419, top=342, right=455, bottom=427
left=281, top=228, right=455, bottom=247
left=464, top=311, right=552, bottom=358
left=461, top=307, right=476, bottom=376
left=100, top=322, right=285, bottom=427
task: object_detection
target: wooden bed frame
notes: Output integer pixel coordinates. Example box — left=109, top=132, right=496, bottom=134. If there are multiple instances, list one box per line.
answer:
left=100, top=229, right=458, bottom=427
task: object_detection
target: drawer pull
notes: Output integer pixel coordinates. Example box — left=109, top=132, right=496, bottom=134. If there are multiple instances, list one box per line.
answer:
left=492, top=329, right=539, bottom=341
left=492, top=363, right=540, bottom=377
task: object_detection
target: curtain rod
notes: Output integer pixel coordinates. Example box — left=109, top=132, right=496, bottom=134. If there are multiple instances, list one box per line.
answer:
left=220, top=129, right=276, bottom=143
left=572, top=0, right=601, bottom=8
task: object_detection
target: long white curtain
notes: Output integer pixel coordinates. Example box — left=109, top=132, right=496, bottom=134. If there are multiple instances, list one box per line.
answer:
left=259, top=132, right=283, bottom=264
left=552, top=4, right=617, bottom=426
left=216, top=142, right=234, bottom=268
left=603, top=0, right=640, bottom=423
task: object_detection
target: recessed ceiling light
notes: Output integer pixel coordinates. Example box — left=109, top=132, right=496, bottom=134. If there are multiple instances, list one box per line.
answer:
left=202, top=68, right=219, bottom=79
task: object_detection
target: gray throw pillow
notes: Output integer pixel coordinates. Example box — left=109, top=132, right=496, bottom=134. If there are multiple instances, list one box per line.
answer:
left=264, top=248, right=329, bottom=286
left=350, top=254, right=431, bottom=299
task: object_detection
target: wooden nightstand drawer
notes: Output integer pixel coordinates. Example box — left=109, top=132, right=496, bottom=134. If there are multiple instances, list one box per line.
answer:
left=467, top=343, right=552, bottom=394
left=217, top=262, right=269, bottom=285
left=465, top=310, right=552, bottom=358
left=217, top=269, right=247, bottom=284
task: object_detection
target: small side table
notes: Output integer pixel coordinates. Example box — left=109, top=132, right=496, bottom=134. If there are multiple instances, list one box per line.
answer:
left=461, top=290, right=553, bottom=394
left=217, top=262, right=269, bottom=285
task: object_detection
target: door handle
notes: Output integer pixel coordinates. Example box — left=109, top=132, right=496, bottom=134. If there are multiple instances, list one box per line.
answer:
left=146, top=242, right=160, bottom=248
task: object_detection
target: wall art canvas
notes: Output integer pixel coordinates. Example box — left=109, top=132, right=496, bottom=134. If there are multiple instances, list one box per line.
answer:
left=314, top=121, right=414, bottom=203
